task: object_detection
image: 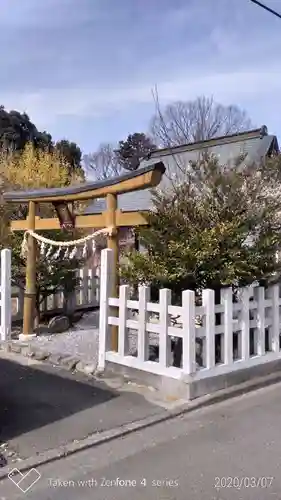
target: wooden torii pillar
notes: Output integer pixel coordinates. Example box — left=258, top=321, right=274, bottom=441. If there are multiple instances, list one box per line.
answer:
left=3, top=163, right=165, bottom=349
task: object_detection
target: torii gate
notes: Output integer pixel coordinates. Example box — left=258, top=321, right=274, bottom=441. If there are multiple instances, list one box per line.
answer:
left=3, top=162, right=165, bottom=349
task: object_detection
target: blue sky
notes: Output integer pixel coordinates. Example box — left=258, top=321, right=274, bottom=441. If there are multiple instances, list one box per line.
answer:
left=1, top=0, right=281, bottom=154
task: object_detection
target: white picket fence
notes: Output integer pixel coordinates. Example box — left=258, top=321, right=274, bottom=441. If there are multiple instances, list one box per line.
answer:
left=12, top=265, right=100, bottom=322
left=98, top=249, right=281, bottom=380
left=0, top=249, right=11, bottom=341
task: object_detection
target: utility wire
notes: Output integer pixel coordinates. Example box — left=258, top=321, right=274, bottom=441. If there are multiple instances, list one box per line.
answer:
left=250, top=0, right=281, bottom=20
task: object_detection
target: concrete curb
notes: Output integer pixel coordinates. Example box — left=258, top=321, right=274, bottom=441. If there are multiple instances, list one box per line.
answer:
left=1, top=369, right=281, bottom=480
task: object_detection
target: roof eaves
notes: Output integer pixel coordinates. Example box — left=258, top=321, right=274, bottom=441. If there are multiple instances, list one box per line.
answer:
left=251, top=135, right=279, bottom=163
left=146, top=127, right=266, bottom=160
left=3, top=162, right=166, bottom=203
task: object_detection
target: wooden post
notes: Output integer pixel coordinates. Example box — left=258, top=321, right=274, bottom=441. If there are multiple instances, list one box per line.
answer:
left=22, top=200, right=37, bottom=336
left=106, top=193, right=119, bottom=351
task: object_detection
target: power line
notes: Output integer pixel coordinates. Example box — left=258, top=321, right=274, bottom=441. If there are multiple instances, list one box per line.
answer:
left=250, top=0, right=281, bottom=20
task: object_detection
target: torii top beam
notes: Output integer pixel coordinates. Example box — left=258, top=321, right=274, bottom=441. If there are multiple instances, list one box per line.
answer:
left=2, top=162, right=165, bottom=204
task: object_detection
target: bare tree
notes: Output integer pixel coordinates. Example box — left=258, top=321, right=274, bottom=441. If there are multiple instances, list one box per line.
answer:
left=150, top=94, right=254, bottom=148
left=83, top=143, right=122, bottom=180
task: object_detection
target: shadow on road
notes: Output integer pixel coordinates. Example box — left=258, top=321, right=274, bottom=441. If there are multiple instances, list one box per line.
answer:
left=0, top=357, right=117, bottom=443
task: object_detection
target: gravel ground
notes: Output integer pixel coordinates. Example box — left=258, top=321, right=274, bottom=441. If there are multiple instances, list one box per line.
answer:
left=11, top=310, right=161, bottom=367
left=27, top=311, right=100, bottom=364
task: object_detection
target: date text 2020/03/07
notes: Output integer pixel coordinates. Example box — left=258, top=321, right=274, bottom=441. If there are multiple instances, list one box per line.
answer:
left=214, top=477, right=273, bottom=490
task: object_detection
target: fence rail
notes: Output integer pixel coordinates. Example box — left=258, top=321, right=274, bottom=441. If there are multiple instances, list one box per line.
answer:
left=99, top=249, right=281, bottom=380
left=11, top=266, right=100, bottom=321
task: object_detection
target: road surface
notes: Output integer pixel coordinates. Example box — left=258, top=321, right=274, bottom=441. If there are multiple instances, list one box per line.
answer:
left=1, top=382, right=281, bottom=499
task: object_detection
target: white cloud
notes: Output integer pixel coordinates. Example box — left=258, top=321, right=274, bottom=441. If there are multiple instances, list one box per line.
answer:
left=0, top=0, right=101, bottom=28
left=1, top=0, right=280, bottom=139
left=2, top=62, right=281, bottom=129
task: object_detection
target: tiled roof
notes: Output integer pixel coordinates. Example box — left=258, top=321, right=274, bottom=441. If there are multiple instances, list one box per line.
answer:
left=84, top=126, right=279, bottom=214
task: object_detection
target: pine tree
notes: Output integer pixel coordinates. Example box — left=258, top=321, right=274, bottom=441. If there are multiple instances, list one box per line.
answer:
left=115, top=133, right=156, bottom=171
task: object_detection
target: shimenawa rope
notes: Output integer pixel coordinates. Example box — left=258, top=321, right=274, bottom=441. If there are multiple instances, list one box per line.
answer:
left=20, top=226, right=113, bottom=260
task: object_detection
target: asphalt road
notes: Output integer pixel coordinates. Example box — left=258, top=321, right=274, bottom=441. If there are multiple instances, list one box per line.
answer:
left=0, top=353, right=163, bottom=460
left=2, top=382, right=281, bottom=499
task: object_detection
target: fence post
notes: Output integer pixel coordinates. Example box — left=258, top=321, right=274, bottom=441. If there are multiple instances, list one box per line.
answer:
left=159, top=288, right=171, bottom=368
left=182, top=290, right=196, bottom=374
left=256, top=286, right=265, bottom=356
left=138, top=286, right=150, bottom=361
left=118, top=285, right=129, bottom=357
left=78, top=267, right=88, bottom=306
left=98, top=249, right=113, bottom=370
left=271, top=284, right=280, bottom=353
left=222, top=287, right=233, bottom=365
left=1, top=249, right=11, bottom=341
left=87, top=267, right=94, bottom=304
left=202, top=289, right=215, bottom=369
left=96, top=266, right=100, bottom=303
left=241, top=287, right=250, bottom=361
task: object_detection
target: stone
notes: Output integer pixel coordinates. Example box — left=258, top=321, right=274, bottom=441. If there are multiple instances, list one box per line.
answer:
left=26, top=347, right=37, bottom=358
left=9, top=343, right=22, bottom=354
left=48, top=315, right=70, bottom=334
left=75, top=361, right=84, bottom=373
left=32, top=349, right=50, bottom=361
left=83, top=364, right=96, bottom=376
left=20, top=346, right=33, bottom=357
left=70, top=311, right=84, bottom=324
left=18, top=333, right=37, bottom=341
left=60, top=356, right=80, bottom=371
left=75, top=361, right=96, bottom=376
left=48, top=353, right=64, bottom=365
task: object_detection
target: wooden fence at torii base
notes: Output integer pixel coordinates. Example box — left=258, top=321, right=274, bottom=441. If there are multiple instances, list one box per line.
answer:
left=11, top=265, right=100, bottom=323
left=0, top=247, right=100, bottom=340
